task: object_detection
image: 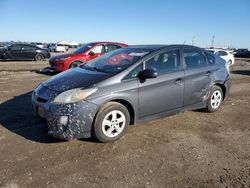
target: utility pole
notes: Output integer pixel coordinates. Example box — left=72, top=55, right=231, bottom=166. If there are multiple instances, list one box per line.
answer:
left=211, top=35, right=215, bottom=48
left=192, top=36, right=195, bottom=46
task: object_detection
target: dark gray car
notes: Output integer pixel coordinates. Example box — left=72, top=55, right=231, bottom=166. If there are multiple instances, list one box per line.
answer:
left=31, top=45, right=231, bottom=142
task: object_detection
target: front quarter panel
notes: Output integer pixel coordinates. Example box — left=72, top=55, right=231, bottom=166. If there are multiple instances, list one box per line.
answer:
left=86, top=79, right=139, bottom=123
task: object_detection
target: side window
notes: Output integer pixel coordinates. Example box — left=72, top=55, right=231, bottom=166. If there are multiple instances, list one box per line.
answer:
left=183, top=49, right=207, bottom=69
left=91, top=45, right=105, bottom=54
left=106, top=44, right=121, bottom=52
left=11, top=44, right=21, bottom=50
left=123, top=65, right=143, bottom=80
left=205, top=52, right=215, bottom=65
left=144, top=49, right=180, bottom=75
left=22, top=45, right=36, bottom=50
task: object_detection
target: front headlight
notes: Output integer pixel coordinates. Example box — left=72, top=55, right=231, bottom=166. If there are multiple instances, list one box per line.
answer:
left=56, top=57, right=70, bottom=61
left=54, top=88, right=98, bottom=103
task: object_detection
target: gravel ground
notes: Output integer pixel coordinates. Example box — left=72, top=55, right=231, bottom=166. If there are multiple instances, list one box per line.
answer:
left=0, top=57, right=249, bottom=188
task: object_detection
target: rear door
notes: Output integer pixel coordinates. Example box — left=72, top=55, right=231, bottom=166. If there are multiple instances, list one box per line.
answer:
left=138, top=48, right=184, bottom=118
left=182, top=48, right=214, bottom=107
left=105, top=44, right=122, bottom=53
left=21, top=44, right=37, bottom=59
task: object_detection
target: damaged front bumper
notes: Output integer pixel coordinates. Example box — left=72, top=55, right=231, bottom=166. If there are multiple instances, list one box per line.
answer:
left=32, top=92, right=99, bottom=140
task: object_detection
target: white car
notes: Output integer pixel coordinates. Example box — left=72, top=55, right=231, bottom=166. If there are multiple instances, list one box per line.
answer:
left=48, top=43, right=66, bottom=52
left=207, top=49, right=234, bottom=67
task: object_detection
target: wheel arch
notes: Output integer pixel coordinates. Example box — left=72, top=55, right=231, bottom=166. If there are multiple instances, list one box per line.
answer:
left=213, top=82, right=226, bottom=100
left=95, top=98, right=136, bottom=126
left=68, top=60, right=85, bottom=68
left=110, top=99, right=135, bottom=125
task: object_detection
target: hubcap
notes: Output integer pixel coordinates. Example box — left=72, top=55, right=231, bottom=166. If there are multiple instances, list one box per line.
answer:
left=37, top=55, right=42, bottom=60
left=211, top=90, right=222, bottom=109
left=102, top=110, right=126, bottom=138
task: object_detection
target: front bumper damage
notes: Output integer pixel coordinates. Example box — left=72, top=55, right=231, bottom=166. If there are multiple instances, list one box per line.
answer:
left=32, top=91, right=99, bottom=140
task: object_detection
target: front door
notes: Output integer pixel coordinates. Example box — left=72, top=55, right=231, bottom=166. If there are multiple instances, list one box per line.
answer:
left=86, top=44, right=105, bottom=61
left=138, top=48, right=184, bottom=118
left=7, top=44, right=22, bottom=59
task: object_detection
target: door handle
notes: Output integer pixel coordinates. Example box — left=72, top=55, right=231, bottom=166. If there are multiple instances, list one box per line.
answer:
left=206, top=71, right=211, bottom=77
left=174, top=78, right=183, bottom=85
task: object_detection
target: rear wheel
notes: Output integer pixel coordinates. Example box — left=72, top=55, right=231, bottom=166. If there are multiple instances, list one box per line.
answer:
left=69, top=61, right=82, bottom=68
left=92, top=102, right=130, bottom=142
left=227, top=60, right=232, bottom=67
left=205, top=85, right=223, bottom=112
left=35, top=54, right=44, bottom=61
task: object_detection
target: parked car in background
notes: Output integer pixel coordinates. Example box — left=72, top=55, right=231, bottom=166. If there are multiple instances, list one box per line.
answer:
left=207, top=49, right=234, bottom=67
left=33, top=42, right=44, bottom=48
left=48, top=43, right=66, bottom=53
left=49, top=42, right=128, bottom=72
left=0, top=43, right=50, bottom=61
left=234, top=49, right=250, bottom=58
left=0, top=42, right=4, bottom=51
left=32, top=45, right=231, bottom=142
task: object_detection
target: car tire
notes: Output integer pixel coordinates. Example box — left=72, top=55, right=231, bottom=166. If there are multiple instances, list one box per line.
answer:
left=227, top=60, right=232, bottom=66
left=69, top=61, right=82, bottom=68
left=205, top=85, right=223, bottom=113
left=35, top=54, right=44, bottom=61
left=92, top=102, right=130, bottom=142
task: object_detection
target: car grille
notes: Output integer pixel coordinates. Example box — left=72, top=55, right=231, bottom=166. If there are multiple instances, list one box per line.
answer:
left=34, top=85, right=58, bottom=103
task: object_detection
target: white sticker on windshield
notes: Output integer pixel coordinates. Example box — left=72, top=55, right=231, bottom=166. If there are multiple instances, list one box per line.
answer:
left=129, top=52, right=148, bottom=56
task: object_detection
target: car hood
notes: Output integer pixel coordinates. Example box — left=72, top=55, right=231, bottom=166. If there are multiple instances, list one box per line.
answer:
left=49, top=52, right=84, bottom=61
left=42, top=68, right=111, bottom=92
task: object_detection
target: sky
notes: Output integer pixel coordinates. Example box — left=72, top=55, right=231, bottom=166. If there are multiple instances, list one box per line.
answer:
left=0, top=0, right=250, bottom=48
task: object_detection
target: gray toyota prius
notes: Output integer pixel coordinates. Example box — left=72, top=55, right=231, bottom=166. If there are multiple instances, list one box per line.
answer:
left=32, top=45, right=231, bottom=142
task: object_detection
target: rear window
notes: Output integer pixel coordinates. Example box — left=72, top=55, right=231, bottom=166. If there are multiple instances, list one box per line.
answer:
left=22, top=45, right=36, bottom=50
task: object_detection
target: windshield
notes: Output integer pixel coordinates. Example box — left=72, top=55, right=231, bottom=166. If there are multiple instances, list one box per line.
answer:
left=73, top=43, right=95, bottom=54
left=81, top=48, right=150, bottom=74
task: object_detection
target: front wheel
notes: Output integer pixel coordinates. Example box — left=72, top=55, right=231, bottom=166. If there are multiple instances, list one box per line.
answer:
left=92, top=102, right=130, bottom=142
left=35, top=54, right=44, bottom=61
left=205, top=86, right=223, bottom=112
left=69, top=61, right=82, bottom=68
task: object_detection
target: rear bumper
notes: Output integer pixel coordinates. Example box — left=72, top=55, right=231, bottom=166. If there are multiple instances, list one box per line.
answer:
left=224, top=78, right=231, bottom=100
left=46, top=53, right=51, bottom=59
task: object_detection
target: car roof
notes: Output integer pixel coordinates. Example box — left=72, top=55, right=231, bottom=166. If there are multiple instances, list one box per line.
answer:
left=127, top=44, right=202, bottom=51
left=12, top=43, right=35, bottom=46
left=206, top=48, right=230, bottom=52
left=91, top=41, right=127, bottom=46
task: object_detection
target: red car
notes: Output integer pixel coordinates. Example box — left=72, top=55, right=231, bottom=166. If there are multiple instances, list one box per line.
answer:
left=49, top=42, right=128, bottom=72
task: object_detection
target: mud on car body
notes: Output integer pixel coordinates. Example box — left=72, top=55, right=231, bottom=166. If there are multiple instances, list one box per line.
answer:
left=32, top=45, right=231, bottom=142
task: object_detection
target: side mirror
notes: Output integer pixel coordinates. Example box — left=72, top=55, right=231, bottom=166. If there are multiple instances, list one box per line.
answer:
left=138, top=69, right=158, bottom=80
left=88, top=51, right=95, bottom=56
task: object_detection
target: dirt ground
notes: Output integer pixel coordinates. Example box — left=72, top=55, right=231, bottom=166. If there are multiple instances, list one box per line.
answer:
left=0, top=57, right=249, bottom=188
